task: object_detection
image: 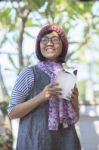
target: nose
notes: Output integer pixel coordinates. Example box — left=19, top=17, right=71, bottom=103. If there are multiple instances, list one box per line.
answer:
left=47, top=39, right=53, bottom=45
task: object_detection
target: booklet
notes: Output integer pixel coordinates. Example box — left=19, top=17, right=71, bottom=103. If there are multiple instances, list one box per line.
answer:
left=55, top=70, right=77, bottom=100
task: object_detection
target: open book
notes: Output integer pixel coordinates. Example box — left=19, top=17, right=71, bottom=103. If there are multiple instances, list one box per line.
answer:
left=55, top=70, right=77, bottom=100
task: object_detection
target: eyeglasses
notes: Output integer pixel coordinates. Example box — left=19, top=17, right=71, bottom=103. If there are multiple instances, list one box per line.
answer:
left=40, top=36, right=61, bottom=45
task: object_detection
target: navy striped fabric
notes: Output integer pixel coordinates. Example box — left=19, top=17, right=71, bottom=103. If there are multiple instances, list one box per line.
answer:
left=7, top=67, right=34, bottom=113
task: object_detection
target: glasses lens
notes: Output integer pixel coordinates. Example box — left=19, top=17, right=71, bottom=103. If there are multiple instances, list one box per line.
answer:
left=41, top=38, right=48, bottom=44
left=52, top=37, right=60, bottom=44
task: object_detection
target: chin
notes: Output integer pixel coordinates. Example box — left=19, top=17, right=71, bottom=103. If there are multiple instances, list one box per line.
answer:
left=46, top=57, right=56, bottom=60
left=46, top=54, right=57, bottom=58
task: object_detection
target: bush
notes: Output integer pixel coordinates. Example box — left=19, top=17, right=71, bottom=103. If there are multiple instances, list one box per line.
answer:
left=0, top=123, right=13, bottom=150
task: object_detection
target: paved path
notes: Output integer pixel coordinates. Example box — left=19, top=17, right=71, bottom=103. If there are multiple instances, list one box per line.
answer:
left=76, top=116, right=99, bottom=150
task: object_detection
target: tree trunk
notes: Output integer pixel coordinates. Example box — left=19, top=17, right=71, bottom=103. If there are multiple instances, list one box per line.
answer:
left=0, top=66, right=9, bottom=99
left=18, top=17, right=25, bottom=67
left=17, top=8, right=30, bottom=68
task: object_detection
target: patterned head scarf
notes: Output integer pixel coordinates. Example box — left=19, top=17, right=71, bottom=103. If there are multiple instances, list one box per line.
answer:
left=35, top=24, right=68, bottom=62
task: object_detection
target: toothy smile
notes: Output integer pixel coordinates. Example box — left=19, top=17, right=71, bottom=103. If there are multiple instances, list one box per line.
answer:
left=46, top=48, right=55, bottom=52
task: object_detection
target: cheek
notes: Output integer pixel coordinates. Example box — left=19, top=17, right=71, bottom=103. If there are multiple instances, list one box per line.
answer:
left=40, top=43, right=43, bottom=50
left=40, top=43, right=45, bottom=53
left=56, top=44, right=62, bottom=54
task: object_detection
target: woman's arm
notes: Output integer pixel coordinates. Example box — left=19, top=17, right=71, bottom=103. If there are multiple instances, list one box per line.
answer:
left=9, top=83, right=62, bottom=119
left=9, top=92, right=45, bottom=119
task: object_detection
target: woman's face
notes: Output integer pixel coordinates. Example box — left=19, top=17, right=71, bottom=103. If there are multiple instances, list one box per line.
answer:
left=40, top=31, right=62, bottom=62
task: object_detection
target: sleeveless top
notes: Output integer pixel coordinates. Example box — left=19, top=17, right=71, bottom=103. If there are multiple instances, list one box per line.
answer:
left=16, top=65, right=81, bottom=150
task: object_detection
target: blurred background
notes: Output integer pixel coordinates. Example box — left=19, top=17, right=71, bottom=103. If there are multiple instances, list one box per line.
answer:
left=0, top=0, right=99, bottom=150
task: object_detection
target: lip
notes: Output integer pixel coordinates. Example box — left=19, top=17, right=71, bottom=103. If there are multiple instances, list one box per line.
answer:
left=46, top=47, right=55, bottom=52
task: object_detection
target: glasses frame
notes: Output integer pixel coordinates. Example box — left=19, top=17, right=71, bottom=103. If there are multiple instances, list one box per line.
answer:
left=40, top=36, right=61, bottom=45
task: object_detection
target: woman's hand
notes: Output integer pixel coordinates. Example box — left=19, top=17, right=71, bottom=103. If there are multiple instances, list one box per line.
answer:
left=40, top=83, right=62, bottom=101
left=71, top=85, right=80, bottom=117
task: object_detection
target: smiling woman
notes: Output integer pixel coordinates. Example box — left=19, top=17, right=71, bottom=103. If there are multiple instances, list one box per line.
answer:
left=7, top=24, right=81, bottom=150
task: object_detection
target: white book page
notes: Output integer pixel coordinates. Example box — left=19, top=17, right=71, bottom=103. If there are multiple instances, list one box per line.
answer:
left=55, top=71, right=77, bottom=100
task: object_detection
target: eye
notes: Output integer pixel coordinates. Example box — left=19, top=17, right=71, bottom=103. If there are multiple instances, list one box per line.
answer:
left=41, top=38, right=48, bottom=43
left=52, top=37, right=60, bottom=43
left=53, top=38, right=59, bottom=41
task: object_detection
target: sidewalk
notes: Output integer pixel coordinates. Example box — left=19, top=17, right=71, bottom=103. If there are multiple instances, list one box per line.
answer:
left=76, top=105, right=99, bottom=150
left=76, top=116, right=99, bottom=150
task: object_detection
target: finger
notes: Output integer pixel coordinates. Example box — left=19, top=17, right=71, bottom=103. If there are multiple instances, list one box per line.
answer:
left=47, top=83, right=59, bottom=89
left=50, top=91, right=62, bottom=96
left=72, top=86, right=78, bottom=91
left=49, top=82, right=59, bottom=87
left=71, top=94, right=74, bottom=100
left=71, top=93, right=78, bottom=101
left=45, top=87, right=62, bottom=98
left=50, top=91, right=62, bottom=97
left=71, top=90, right=78, bottom=97
left=50, top=87, right=62, bottom=92
left=72, top=91, right=78, bottom=96
left=72, top=88, right=79, bottom=95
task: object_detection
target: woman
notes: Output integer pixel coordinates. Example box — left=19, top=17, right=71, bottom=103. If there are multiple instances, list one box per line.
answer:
left=8, top=25, right=81, bottom=150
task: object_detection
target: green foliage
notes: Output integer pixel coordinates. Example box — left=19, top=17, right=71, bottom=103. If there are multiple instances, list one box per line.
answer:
left=0, top=127, right=13, bottom=149
left=0, top=8, right=11, bottom=28
left=25, top=18, right=33, bottom=27
left=0, top=7, right=17, bottom=32
left=25, top=19, right=40, bottom=27
left=0, top=99, right=9, bottom=117
left=45, top=0, right=94, bottom=19
left=23, top=0, right=46, bottom=11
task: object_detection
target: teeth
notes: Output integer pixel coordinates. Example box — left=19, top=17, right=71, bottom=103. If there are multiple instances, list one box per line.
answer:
left=46, top=48, right=54, bottom=52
